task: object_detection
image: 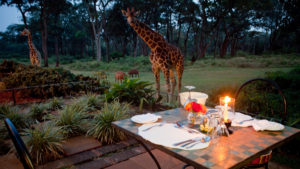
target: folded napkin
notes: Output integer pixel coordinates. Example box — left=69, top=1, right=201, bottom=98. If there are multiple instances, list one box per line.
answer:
left=231, top=112, right=254, bottom=127
left=252, top=119, right=284, bottom=131
left=138, top=123, right=210, bottom=150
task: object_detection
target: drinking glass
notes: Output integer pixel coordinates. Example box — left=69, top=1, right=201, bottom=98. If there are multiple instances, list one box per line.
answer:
left=184, top=85, right=197, bottom=106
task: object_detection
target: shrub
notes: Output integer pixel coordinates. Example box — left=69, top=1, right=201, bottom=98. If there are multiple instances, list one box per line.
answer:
left=22, top=123, right=64, bottom=165
left=105, top=78, right=155, bottom=106
left=0, top=104, right=28, bottom=129
left=47, top=97, right=64, bottom=111
left=54, top=103, right=88, bottom=137
left=0, top=60, right=101, bottom=99
left=29, top=103, right=47, bottom=122
left=87, top=101, right=129, bottom=144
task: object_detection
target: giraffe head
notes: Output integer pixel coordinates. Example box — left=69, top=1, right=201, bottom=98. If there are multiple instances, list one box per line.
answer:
left=20, top=28, right=30, bottom=36
left=121, top=8, right=140, bottom=26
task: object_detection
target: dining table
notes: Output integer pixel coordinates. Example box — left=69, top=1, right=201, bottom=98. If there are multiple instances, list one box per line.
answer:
left=112, top=108, right=300, bottom=169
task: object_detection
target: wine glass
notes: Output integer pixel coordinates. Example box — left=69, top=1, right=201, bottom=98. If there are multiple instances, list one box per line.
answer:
left=184, top=85, right=197, bottom=106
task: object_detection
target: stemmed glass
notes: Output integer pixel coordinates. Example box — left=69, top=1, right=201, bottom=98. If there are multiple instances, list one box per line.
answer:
left=184, top=85, right=197, bottom=106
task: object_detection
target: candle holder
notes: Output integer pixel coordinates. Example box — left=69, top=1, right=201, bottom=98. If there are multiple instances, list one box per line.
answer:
left=224, top=119, right=233, bottom=134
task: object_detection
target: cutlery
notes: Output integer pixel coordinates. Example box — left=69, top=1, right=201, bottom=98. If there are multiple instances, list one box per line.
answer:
left=173, top=137, right=203, bottom=146
left=175, top=121, right=199, bottom=134
left=238, top=118, right=254, bottom=124
left=185, top=136, right=211, bottom=149
left=142, top=121, right=166, bottom=132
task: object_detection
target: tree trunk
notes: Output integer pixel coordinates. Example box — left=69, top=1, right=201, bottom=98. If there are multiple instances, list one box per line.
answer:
left=91, top=39, right=95, bottom=59
left=95, top=35, right=102, bottom=61
left=214, top=29, right=220, bottom=58
left=132, top=34, right=138, bottom=57
left=176, top=13, right=182, bottom=46
left=105, top=37, right=109, bottom=62
left=55, top=36, right=59, bottom=67
left=183, top=24, right=191, bottom=58
left=230, top=38, right=237, bottom=57
left=41, top=3, right=48, bottom=67
left=220, top=34, right=230, bottom=58
left=121, top=38, right=127, bottom=57
left=17, top=4, right=28, bottom=28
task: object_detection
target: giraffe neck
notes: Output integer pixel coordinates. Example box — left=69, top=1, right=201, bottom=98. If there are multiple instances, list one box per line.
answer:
left=131, top=20, right=166, bottom=50
left=27, top=32, right=35, bottom=51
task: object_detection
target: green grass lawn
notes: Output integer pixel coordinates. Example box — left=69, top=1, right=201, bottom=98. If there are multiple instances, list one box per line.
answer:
left=67, top=65, right=294, bottom=95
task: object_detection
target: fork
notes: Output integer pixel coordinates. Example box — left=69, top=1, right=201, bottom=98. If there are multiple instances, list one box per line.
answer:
left=173, top=137, right=203, bottom=146
left=142, top=121, right=166, bottom=132
left=175, top=121, right=199, bottom=134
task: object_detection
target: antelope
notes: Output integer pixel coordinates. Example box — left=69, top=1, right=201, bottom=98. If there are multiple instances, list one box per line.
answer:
left=128, top=69, right=139, bottom=78
left=115, top=72, right=127, bottom=83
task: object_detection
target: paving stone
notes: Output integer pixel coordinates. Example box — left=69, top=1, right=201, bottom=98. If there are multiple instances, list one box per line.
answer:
left=0, top=153, right=23, bottom=169
left=95, top=139, right=137, bottom=155
left=37, top=150, right=100, bottom=169
left=128, top=149, right=186, bottom=169
left=38, top=139, right=138, bottom=169
left=76, top=146, right=145, bottom=169
left=62, top=136, right=101, bottom=156
left=74, top=158, right=111, bottom=169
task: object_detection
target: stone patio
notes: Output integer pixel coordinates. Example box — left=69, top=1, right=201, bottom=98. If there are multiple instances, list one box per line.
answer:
left=0, top=135, right=292, bottom=169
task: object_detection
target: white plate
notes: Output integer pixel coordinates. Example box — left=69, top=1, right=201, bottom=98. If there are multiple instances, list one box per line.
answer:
left=131, top=113, right=159, bottom=124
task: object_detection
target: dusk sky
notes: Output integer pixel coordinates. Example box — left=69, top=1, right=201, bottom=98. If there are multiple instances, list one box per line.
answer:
left=0, top=5, right=22, bottom=32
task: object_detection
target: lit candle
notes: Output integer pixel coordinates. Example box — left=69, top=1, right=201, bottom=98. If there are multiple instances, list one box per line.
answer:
left=224, top=96, right=231, bottom=122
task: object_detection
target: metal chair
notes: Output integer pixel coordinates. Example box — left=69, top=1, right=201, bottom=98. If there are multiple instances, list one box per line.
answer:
left=234, top=78, right=287, bottom=169
left=4, top=118, right=34, bottom=169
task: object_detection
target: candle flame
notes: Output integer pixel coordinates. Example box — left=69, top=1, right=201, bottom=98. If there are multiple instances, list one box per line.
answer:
left=224, top=96, right=231, bottom=104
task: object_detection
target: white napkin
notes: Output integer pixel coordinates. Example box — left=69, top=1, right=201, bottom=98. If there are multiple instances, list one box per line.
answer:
left=252, top=119, right=284, bottom=131
left=131, top=113, right=161, bottom=124
left=138, top=123, right=210, bottom=150
left=231, top=112, right=254, bottom=127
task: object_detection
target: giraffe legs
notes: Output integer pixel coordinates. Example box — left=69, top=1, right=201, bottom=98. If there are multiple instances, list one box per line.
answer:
left=176, top=61, right=184, bottom=103
left=162, top=69, right=171, bottom=102
left=152, top=66, right=160, bottom=98
left=170, top=69, right=176, bottom=101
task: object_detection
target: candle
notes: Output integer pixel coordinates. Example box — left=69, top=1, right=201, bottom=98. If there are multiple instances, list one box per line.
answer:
left=224, top=96, right=231, bottom=122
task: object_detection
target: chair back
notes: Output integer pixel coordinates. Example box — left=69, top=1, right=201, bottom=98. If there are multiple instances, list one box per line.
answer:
left=4, top=118, right=34, bottom=169
left=234, top=78, right=287, bottom=124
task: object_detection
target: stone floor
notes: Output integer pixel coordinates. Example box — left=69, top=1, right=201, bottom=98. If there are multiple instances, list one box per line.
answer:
left=0, top=136, right=292, bottom=169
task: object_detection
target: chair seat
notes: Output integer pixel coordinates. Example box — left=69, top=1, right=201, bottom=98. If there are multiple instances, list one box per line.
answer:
left=247, top=150, right=272, bottom=166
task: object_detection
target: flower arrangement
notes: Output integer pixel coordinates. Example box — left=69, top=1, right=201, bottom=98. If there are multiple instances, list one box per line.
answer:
left=184, top=101, right=207, bottom=114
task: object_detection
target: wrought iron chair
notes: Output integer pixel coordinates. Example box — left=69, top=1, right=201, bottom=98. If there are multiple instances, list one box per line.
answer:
left=4, top=118, right=35, bottom=169
left=234, top=78, right=287, bottom=169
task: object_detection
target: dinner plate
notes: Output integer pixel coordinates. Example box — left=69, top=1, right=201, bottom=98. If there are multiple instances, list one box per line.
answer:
left=131, top=113, right=160, bottom=124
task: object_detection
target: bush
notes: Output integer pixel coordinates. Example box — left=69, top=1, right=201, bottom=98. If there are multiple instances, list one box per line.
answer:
left=22, top=123, right=64, bottom=165
left=105, top=78, right=155, bottom=106
left=87, top=101, right=129, bottom=144
left=0, top=104, right=28, bottom=129
left=29, top=103, right=47, bottom=122
left=54, top=103, right=88, bottom=137
left=47, top=97, right=64, bottom=111
left=0, top=60, right=102, bottom=99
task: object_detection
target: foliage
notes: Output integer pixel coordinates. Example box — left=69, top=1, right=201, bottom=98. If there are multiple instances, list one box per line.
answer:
left=54, top=103, right=88, bottom=137
left=105, top=78, right=155, bottom=106
left=29, top=103, right=48, bottom=122
left=87, top=101, right=129, bottom=144
left=0, top=60, right=101, bottom=99
left=22, top=123, right=64, bottom=165
left=0, top=104, right=28, bottom=129
left=47, top=97, right=64, bottom=111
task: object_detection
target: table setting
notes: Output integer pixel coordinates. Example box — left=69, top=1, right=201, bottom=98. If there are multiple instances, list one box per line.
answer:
left=112, top=85, right=300, bottom=169
left=129, top=86, right=286, bottom=152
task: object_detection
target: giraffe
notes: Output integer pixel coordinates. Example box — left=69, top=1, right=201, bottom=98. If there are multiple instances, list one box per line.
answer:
left=122, top=8, right=184, bottom=100
left=20, top=28, right=41, bottom=67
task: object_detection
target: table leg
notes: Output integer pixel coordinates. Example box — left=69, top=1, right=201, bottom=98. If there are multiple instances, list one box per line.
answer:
left=135, top=138, right=161, bottom=169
